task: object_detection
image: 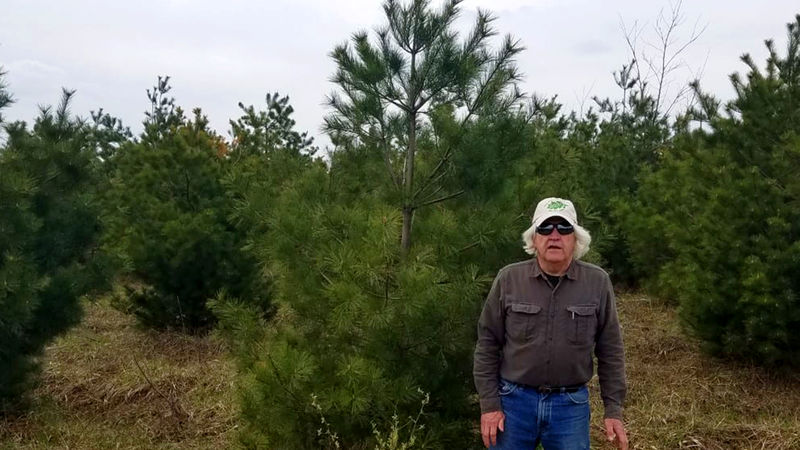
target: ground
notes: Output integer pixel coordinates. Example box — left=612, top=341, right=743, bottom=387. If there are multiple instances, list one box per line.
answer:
left=586, top=293, right=800, bottom=449
left=1, top=294, right=798, bottom=449
left=0, top=298, right=239, bottom=449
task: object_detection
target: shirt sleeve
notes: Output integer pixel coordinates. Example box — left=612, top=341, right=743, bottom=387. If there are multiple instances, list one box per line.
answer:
left=594, top=274, right=627, bottom=419
left=473, top=273, right=505, bottom=413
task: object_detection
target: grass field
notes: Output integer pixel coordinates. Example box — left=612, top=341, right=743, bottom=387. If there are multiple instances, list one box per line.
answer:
left=1, top=294, right=799, bottom=449
left=591, top=294, right=800, bottom=449
left=0, top=298, right=239, bottom=449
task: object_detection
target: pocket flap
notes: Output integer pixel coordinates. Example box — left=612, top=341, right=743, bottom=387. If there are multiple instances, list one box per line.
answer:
left=510, top=303, right=541, bottom=314
left=566, top=305, right=596, bottom=316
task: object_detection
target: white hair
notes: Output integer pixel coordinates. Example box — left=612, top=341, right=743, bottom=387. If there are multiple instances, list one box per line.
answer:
left=521, top=222, right=592, bottom=259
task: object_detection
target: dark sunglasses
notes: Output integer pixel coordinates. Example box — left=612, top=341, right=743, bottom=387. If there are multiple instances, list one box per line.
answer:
left=536, top=221, right=574, bottom=235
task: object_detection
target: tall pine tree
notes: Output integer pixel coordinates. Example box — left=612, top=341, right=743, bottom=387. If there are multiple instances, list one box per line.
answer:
left=324, top=0, right=523, bottom=253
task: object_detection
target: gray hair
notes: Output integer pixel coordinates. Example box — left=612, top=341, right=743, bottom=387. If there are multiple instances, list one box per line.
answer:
left=521, top=222, right=592, bottom=259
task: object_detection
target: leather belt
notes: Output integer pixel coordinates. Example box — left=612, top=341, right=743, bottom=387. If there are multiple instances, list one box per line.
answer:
left=529, top=384, right=584, bottom=394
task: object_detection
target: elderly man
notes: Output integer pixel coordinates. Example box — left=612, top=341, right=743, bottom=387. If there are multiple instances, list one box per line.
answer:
left=473, top=197, right=627, bottom=449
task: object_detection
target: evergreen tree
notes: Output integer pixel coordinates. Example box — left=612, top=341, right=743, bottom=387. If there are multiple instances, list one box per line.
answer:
left=324, top=0, right=523, bottom=252
left=213, top=164, right=493, bottom=447
left=224, top=91, right=319, bottom=238
left=229, top=92, right=316, bottom=159
left=103, top=78, right=267, bottom=331
left=580, top=82, right=670, bottom=283
left=1, top=89, right=110, bottom=413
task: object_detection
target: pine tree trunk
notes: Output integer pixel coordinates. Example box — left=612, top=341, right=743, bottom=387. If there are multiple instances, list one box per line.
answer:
left=401, top=205, right=413, bottom=251
left=401, top=110, right=417, bottom=253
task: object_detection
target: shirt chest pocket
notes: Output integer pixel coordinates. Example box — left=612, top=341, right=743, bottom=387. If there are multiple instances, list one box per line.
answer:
left=506, top=302, right=542, bottom=341
left=565, top=304, right=597, bottom=345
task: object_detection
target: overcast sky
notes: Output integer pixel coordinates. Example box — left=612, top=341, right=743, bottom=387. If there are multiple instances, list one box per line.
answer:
left=1, top=1, right=797, bottom=148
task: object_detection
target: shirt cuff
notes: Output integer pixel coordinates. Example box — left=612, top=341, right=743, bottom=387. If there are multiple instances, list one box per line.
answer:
left=480, top=396, right=502, bottom=413
left=603, top=403, right=623, bottom=420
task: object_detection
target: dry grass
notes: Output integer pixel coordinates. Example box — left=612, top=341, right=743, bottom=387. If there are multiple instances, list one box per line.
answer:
left=2, top=293, right=799, bottom=449
left=0, top=298, right=239, bottom=449
left=587, top=293, right=800, bottom=449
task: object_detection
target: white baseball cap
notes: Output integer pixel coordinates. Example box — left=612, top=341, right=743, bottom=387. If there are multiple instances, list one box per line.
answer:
left=531, top=197, right=578, bottom=228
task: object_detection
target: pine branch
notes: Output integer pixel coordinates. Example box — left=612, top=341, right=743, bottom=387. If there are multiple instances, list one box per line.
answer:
left=414, top=189, right=464, bottom=208
left=412, top=167, right=447, bottom=201
left=267, top=354, right=304, bottom=405
left=457, top=241, right=481, bottom=253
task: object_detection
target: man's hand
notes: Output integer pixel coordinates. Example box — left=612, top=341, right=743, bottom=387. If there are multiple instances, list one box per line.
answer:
left=480, top=410, right=505, bottom=448
left=604, top=418, right=628, bottom=449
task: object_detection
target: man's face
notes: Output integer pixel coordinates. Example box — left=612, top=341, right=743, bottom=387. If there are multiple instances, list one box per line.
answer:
left=534, top=217, right=576, bottom=266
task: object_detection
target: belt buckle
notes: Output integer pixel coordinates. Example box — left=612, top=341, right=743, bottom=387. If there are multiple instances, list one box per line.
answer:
left=538, top=385, right=554, bottom=394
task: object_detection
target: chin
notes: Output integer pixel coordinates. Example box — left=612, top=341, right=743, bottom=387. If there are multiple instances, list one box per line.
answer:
left=542, top=255, right=568, bottom=264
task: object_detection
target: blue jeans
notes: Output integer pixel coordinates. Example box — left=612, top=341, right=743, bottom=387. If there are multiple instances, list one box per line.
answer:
left=491, top=378, right=590, bottom=450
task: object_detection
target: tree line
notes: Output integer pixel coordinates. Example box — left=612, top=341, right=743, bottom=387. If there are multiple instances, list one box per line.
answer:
left=1, top=1, right=798, bottom=447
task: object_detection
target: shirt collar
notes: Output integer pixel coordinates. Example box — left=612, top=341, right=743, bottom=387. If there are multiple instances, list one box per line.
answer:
left=530, top=258, right=579, bottom=280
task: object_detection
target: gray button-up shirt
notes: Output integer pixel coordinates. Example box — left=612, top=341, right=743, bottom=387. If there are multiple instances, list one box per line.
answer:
left=473, top=258, right=626, bottom=419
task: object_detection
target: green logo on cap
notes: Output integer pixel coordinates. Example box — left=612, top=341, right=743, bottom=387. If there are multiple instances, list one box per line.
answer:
left=546, top=200, right=567, bottom=210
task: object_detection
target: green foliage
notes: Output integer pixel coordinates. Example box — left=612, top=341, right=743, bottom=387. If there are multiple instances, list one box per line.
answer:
left=142, top=75, right=183, bottom=144
left=324, top=0, right=523, bottom=251
left=0, top=89, right=110, bottom=413
left=621, top=16, right=800, bottom=364
left=224, top=92, right=320, bottom=239
left=229, top=92, right=317, bottom=158
left=214, top=159, right=498, bottom=447
left=87, top=107, right=132, bottom=169
left=0, top=67, right=12, bottom=124
left=103, top=79, right=267, bottom=332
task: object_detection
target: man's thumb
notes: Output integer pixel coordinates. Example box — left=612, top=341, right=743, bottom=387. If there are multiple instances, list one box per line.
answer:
left=499, top=416, right=505, bottom=432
